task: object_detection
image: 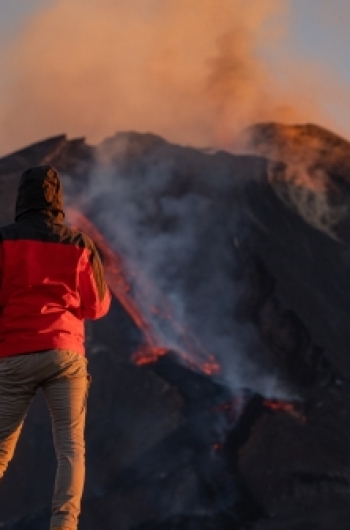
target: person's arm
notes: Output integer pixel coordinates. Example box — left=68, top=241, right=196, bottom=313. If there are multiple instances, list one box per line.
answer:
left=79, top=242, right=111, bottom=320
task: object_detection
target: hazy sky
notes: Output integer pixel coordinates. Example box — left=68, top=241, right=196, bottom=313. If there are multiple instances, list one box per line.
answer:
left=0, top=0, right=349, bottom=155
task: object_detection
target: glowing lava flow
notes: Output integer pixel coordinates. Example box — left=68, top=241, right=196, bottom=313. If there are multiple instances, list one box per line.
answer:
left=264, top=399, right=306, bottom=422
left=67, top=208, right=220, bottom=376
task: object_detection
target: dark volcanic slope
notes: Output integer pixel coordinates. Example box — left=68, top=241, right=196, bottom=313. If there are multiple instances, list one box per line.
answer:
left=244, top=123, right=350, bottom=377
left=1, top=125, right=350, bottom=530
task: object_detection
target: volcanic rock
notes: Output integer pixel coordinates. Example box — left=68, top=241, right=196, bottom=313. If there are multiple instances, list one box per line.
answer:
left=1, top=124, right=350, bottom=529
left=245, top=122, right=350, bottom=241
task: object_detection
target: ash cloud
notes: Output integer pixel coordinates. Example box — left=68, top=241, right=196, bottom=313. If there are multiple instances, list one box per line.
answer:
left=65, top=134, right=295, bottom=399
left=0, top=0, right=339, bottom=156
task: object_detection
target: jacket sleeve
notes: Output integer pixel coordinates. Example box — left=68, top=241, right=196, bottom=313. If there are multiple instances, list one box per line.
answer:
left=0, top=240, right=3, bottom=307
left=79, top=242, right=111, bottom=320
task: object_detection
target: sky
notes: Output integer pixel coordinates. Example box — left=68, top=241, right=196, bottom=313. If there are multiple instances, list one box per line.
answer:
left=0, top=0, right=349, bottom=156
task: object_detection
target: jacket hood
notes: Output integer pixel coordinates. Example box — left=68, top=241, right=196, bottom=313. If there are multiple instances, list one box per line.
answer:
left=15, top=166, right=65, bottom=223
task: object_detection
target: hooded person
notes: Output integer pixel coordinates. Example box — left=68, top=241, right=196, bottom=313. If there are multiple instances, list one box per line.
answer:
left=0, top=166, right=111, bottom=530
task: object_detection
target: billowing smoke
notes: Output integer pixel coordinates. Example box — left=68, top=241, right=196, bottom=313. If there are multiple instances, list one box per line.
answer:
left=65, top=133, right=295, bottom=400
left=0, top=0, right=338, bottom=156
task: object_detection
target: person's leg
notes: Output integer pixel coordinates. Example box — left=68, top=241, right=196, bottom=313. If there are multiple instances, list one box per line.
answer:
left=42, top=350, right=89, bottom=530
left=0, top=356, right=36, bottom=479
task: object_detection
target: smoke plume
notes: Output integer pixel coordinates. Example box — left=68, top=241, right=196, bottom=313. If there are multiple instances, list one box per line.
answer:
left=0, top=0, right=339, bottom=156
left=64, top=133, right=295, bottom=399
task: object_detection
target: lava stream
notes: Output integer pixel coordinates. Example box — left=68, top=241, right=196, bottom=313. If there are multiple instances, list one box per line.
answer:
left=67, top=208, right=220, bottom=376
left=264, top=399, right=306, bottom=422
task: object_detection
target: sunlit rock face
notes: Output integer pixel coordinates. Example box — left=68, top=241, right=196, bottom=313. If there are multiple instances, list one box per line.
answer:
left=1, top=124, right=350, bottom=530
left=245, top=122, right=350, bottom=241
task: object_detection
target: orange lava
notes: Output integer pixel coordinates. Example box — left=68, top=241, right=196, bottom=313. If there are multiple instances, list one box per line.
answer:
left=67, top=208, right=221, bottom=376
left=132, top=344, right=168, bottom=365
left=264, top=399, right=306, bottom=422
left=264, top=400, right=296, bottom=412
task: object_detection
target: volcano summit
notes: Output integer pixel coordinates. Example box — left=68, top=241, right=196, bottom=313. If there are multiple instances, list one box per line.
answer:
left=1, top=123, right=350, bottom=530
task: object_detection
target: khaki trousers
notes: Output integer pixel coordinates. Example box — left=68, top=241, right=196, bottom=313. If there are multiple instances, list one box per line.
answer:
left=0, top=349, right=90, bottom=530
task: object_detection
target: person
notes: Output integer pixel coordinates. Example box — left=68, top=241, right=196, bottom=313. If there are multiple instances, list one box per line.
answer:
left=0, top=166, right=111, bottom=530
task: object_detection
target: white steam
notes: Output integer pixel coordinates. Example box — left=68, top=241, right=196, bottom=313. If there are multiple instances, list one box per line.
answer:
left=66, top=134, right=295, bottom=399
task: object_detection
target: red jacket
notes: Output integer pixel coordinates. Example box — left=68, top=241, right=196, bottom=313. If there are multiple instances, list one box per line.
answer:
left=0, top=166, right=111, bottom=358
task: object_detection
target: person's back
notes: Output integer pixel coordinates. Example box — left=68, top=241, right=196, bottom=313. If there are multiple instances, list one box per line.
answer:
left=0, top=166, right=111, bottom=530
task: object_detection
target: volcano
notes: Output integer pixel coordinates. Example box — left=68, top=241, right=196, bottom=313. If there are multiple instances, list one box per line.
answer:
left=1, top=124, right=350, bottom=530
